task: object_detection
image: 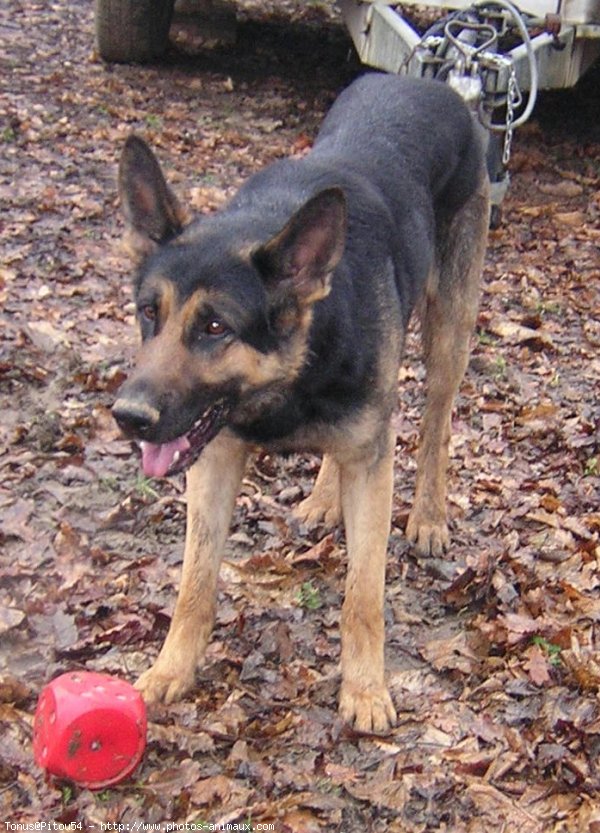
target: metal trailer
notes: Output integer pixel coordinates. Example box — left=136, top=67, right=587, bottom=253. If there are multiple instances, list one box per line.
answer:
left=339, top=0, right=600, bottom=215
left=94, top=0, right=600, bottom=209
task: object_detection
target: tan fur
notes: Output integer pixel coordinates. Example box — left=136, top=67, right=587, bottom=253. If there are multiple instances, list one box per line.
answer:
left=135, top=431, right=249, bottom=704
left=125, top=168, right=489, bottom=735
left=338, top=424, right=397, bottom=732
left=407, top=178, right=490, bottom=556
left=122, top=228, right=157, bottom=262
left=295, top=454, right=341, bottom=527
left=128, top=287, right=314, bottom=404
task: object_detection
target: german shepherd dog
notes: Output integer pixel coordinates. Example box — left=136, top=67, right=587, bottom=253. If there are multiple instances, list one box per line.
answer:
left=112, top=73, right=489, bottom=733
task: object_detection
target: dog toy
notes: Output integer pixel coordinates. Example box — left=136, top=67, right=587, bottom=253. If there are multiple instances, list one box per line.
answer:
left=33, top=671, right=146, bottom=789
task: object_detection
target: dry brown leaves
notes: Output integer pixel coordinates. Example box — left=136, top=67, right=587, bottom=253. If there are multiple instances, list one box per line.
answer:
left=1, top=0, right=599, bottom=830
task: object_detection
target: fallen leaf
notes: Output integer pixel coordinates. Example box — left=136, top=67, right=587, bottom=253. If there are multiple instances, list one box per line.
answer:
left=22, top=321, right=69, bottom=352
left=524, top=644, right=551, bottom=686
left=488, top=319, right=554, bottom=349
left=538, top=180, right=584, bottom=198
left=0, top=607, right=26, bottom=636
left=553, top=210, right=587, bottom=226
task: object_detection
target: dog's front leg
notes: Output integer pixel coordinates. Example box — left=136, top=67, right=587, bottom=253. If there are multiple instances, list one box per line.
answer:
left=136, top=432, right=248, bottom=705
left=338, top=428, right=397, bottom=733
left=295, top=454, right=341, bottom=528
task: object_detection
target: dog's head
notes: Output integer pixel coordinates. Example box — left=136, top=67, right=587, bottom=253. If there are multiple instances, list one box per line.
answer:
left=112, top=136, right=346, bottom=477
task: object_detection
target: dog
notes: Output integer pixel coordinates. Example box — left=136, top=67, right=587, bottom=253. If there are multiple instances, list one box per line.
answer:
left=112, top=72, right=489, bottom=733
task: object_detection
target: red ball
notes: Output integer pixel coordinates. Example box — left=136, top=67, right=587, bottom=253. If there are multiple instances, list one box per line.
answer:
left=33, top=671, right=147, bottom=789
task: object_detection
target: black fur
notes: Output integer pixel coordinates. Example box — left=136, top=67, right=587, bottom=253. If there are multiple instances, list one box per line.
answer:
left=117, top=73, right=484, bottom=451
left=111, top=72, right=489, bottom=725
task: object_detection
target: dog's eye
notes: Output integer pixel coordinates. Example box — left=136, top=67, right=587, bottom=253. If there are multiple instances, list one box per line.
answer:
left=204, top=319, right=229, bottom=337
left=140, top=305, right=157, bottom=322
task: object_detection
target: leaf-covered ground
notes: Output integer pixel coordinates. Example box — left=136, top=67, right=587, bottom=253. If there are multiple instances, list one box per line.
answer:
left=1, top=1, right=599, bottom=829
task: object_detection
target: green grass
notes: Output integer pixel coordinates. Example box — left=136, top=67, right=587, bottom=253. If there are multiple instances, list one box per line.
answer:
left=532, top=635, right=562, bottom=666
left=584, top=456, right=598, bottom=477
left=297, top=581, right=322, bottom=610
left=134, top=474, right=160, bottom=499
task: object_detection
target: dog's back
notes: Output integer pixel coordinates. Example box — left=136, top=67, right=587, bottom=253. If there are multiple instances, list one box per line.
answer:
left=229, top=74, right=486, bottom=323
left=113, top=72, right=489, bottom=731
left=313, top=73, right=484, bottom=214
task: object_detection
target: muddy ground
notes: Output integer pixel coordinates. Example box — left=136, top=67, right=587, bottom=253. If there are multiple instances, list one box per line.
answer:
left=1, top=1, right=599, bottom=830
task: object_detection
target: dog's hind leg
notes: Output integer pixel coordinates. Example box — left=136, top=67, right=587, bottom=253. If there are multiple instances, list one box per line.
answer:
left=338, top=426, right=397, bottom=732
left=406, top=178, right=489, bottom=557
left=295, top=454, right=341, bottom=528
left=136, top=432, right=248, bottom=704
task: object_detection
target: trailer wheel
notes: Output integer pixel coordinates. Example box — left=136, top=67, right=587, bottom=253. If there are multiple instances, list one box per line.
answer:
left=95, top=0, right=175, bottom=63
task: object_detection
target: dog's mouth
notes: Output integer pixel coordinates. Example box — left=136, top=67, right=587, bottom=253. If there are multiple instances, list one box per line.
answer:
left=139, top=400, right=230, bottom=478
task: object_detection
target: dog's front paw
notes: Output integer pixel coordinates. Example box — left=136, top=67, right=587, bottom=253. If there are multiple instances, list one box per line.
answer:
left=406, top=506, right=449, bottom=557
left=135, top=661, right=196, bottom=706
left=295, top=493, right=341, bottom=529
left=339, top=682, right=397, bottom=734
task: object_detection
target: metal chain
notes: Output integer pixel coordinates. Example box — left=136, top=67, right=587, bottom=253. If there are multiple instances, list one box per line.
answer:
left=502, top=64, right=518, bottom=165
left=408, top=26, right=522, bottom=168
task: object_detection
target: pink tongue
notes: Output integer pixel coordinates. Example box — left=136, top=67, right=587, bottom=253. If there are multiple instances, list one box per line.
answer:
left=140, top=436, right=190, bottom=478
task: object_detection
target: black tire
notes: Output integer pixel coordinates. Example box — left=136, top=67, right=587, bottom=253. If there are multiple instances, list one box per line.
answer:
left=95, top=0, right=175, bottom=63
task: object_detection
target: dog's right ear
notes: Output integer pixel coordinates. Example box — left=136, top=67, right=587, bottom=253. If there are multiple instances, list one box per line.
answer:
left=118, top=135, right=188, bottom=261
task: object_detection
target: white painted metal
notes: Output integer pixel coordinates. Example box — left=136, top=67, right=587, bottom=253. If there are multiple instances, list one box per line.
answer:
left=341, top=0, right=600, bottom=89
left=342, top=0, right=599, bottom=25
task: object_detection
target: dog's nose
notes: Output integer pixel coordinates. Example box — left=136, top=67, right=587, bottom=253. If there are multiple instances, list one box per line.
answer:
left=112, top=398, right=160, bottom=438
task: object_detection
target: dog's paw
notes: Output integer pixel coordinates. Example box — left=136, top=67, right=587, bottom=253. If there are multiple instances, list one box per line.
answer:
left=406, top=507, right=449, bottom=557
left=135, top=663, right=195, bottom=706
left=339, top=682, right=397, bottom=734
left=294, top=494, right=341, bottom=529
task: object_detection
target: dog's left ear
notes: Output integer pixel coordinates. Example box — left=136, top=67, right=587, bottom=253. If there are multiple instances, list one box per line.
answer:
left=254, top=187, right=346, bottom=305
left=119, top=135, right=189, bottom=261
